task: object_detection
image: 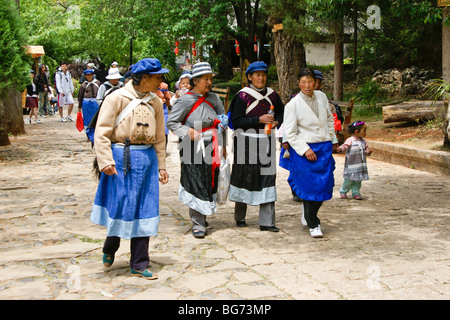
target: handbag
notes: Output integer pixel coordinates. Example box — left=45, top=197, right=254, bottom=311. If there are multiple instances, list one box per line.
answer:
left=216, top=153, right=230, bottom=205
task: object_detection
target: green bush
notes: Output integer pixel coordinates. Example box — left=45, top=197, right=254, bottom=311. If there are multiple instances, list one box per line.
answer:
left=354, top=80, right=388, bottom=108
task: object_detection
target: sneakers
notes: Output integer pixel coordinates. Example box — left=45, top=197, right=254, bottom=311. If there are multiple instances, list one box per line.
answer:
left=60, top=117, right=67, bottom=122
left=35, top=119, right=41, bottom=124
left=130, top=268, right=158, bottom=280
left=66, top=115, right=74, bottom=122
left=340, top=193, right=348, bottom=199
left=309, top=225, right=323, bottom=238
left=353, top=195, right=362, bottom=200
left=26, top=118, right=31, bottom=124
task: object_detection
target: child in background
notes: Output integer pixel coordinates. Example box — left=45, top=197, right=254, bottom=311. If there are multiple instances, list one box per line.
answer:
left=338, top=121, right=373, bottom=200
left=169, top=72, right=192, bottom=106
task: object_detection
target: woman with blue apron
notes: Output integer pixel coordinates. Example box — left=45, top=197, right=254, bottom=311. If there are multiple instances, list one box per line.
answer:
left=90, top=58, right=169, bottom=279
left=281, top=68, right=339, bottom=238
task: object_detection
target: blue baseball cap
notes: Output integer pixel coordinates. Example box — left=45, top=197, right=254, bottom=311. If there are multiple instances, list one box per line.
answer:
left=245, top=61, right=269, bottom=77
left=132, top=58, right=169, bottom=75
left=84, top=69, right=95, bottom=75
left=314, top=70, right=324, bottom=80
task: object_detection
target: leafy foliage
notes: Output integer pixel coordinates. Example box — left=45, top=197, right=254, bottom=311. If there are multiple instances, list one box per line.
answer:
left=0, top=0, right=31, bottom=91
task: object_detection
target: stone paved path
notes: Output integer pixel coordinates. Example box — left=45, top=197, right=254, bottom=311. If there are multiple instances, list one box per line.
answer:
left=0, top=112, right=448, bottom=300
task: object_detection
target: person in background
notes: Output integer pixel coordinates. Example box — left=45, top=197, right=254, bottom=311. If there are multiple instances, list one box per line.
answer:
left=96, top=68, right=124, bottom=106
left=25, top=70, right=40, bottom=124
left=78, top=69, right=101, bottom=132
left=36, top=64, right=50, bottom=116
left=55, top=62, right=75, bottom=122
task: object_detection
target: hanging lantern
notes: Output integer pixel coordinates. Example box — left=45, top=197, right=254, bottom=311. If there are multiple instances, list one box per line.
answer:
left=192, top=41, right=196, bottom=49
left=254, top=35, right=258, bottom=53
left=175, top=40, right=179, bottom=55
left=192, top=49, right=197, bottom=57
left=235, top=39, right=240, bottom=56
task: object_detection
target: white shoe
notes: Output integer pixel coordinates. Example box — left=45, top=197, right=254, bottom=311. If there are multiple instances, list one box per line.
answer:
left=26, top=119, right=31, bottom=124
left=60, top=117, right=67, bottom=122
left=35, top=119, right=41, bottom=124
left=301, top=203, right=307, bottom=226
left=66, top=115, right=74, bottom=122
left=309, top=225, right=323, bottom=238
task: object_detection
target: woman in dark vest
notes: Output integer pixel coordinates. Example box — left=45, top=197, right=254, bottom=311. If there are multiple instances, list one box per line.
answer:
left=228, top=61, right=284, bottom=232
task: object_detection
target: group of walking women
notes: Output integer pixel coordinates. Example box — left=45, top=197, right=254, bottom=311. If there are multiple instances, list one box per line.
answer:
left=89, top=57, right=337, bottom=279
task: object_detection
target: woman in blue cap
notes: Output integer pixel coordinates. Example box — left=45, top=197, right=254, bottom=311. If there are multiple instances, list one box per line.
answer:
left=78, top=69, right=101, bottom=133
left=90, top=58, right=169, bottom=279
left=228, top=61, right=284, bottom=232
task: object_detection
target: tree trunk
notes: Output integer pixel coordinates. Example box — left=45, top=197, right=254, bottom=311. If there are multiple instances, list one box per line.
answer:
left=273, top=30, right=306, bottom=104
left=382, top=101, right=445, bottom=123
left=214, top=38, right=234, bottom=80
left=0, top=85, right=25, bottom=146
left=334, top=17, right=344, bottom=101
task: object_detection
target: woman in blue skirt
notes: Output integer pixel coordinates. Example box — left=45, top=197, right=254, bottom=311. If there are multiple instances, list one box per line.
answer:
left=91, top=58, right=169, bottom=279
left=282, top=68, right=339, bottom=238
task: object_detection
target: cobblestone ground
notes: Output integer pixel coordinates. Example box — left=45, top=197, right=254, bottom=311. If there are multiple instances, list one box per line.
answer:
left=0, top=113, right=448, bottom=300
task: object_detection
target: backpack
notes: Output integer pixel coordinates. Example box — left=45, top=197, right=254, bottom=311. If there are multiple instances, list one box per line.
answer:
left=227, top=87, right=274, bottom=130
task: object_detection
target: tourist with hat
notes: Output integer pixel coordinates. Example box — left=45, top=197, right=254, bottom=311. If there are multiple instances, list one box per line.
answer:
left=96, top=68, right=124, bottom=106
left=90, top=58, right=169, bottom=279
left=227, top=61, right=284, bottom=232
left=78, top=69, right=101, bottom=132
left=167, top=62, right=228, bottom=238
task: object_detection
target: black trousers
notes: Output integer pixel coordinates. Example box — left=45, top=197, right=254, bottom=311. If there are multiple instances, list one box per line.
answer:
left=103, top=236, right=149, bottom=270
left=303, top=200, right=323, bottom=228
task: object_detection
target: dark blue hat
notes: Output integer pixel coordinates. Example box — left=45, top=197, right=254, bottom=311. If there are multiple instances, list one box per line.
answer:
left=314, top=70, right=324, bottom=80
left=84, top=69, right=95, bottom=75
left=245, top=61, right=269, bottom=77
left=132, top=58, right=169, bottom=75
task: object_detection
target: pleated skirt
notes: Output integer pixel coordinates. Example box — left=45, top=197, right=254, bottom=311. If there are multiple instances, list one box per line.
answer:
left=91, top=144, right=160, bottom=239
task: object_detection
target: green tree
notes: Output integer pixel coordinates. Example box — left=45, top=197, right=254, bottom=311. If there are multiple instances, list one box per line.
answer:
left=0, top=0, right=30, bottom=90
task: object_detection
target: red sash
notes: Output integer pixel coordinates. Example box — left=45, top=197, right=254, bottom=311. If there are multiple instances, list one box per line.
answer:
left=182, top=92, right=221, bottom=188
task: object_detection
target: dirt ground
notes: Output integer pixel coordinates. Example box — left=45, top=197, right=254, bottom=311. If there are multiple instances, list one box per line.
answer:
left=366, top=120, right=447, bottom=150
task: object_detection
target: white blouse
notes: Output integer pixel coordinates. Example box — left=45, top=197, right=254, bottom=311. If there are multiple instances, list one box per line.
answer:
left=283, top=90, right=338, bottom=156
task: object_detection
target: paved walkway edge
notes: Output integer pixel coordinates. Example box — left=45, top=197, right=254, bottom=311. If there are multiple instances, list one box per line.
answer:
left=367, top=139, right=450, bottom=176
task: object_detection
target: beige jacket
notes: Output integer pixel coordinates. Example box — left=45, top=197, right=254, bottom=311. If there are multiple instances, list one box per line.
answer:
left=94, top=81, right=166, bottom=171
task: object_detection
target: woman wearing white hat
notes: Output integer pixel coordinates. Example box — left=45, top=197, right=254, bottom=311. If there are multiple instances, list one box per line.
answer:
left=96, top=68, right=124, bottom=106
left=167, top=62, right=228, bottom=238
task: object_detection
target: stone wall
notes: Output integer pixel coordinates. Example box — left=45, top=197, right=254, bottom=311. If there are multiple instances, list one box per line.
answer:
left=371, top=67, right=438, bottom=96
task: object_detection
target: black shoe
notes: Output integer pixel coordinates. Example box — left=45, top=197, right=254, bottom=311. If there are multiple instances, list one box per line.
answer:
left=259, top=226, right=280, bottom=232
left=192, top=230, right=206, bottom=238
left=236, top=220, right=247, bottom=227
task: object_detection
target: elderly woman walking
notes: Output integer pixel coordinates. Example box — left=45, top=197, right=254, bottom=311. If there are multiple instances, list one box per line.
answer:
left=90, top=58, right=169, bottom=279
left=228, top=61, right=284, bottom=232
left=78, top=69, right=101, bottom=131
left=282, top=68, right=338, bottom=238
left=167, top=62, right=228, bottom=238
